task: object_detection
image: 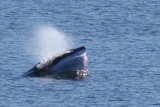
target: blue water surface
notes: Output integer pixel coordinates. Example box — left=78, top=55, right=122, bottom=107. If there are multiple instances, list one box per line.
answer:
left=0, top=0, right=160, bottom=107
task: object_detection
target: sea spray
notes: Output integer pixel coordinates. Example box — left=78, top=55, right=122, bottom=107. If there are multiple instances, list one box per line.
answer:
left=27, top=25, right=72, bottom=61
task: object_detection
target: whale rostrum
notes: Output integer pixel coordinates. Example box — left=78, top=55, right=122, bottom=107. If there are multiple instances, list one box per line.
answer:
left=24, top=46, right=88, bottom=78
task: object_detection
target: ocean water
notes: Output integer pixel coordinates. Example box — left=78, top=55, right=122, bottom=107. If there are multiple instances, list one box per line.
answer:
left=0, top=0, right=160, bottom=107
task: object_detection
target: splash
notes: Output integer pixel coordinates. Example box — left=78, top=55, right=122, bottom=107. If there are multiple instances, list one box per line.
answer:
left=29, top=25, right=72, bottom=60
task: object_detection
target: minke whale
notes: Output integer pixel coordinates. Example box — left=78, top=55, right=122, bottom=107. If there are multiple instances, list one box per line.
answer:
left=24, top=46, right=88, bottom=77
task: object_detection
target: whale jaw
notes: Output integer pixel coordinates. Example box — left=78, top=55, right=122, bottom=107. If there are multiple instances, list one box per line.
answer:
left=24, top=46, right=88, bottom=77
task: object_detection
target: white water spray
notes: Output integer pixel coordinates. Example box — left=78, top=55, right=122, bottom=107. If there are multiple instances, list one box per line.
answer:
left=28, top=25, right=72, bottom=60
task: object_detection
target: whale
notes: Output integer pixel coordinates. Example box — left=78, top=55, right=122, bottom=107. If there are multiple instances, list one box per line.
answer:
left=23, top=46, right=88, bottom=77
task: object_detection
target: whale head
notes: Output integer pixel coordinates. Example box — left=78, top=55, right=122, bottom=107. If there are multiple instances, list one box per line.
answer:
left=24, top=46, right=88, bottom=77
